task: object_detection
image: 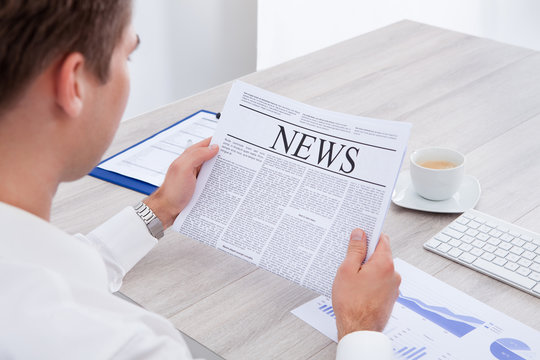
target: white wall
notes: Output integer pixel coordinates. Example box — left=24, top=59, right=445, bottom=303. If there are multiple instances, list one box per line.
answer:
left=125, top=0, right=539, bottom=119
left=257, top=0, right=540, bottom=70
left=124, top=0, right=257, bottom=120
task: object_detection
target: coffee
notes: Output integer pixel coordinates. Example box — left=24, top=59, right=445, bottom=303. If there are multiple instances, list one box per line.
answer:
left=419, top=160, right=456, bottom=170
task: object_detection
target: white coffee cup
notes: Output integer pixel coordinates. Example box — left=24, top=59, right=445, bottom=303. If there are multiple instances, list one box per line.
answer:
left=410, top=147, right=465, bottom=201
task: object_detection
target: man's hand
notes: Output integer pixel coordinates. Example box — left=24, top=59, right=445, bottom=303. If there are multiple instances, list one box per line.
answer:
left=332, top=229, right=401, bottom=341
left=143, top=137, right=218, bottom=229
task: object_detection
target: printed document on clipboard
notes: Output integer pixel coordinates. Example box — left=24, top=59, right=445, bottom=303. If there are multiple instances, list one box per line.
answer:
left=89, top=110, right=218, bottom=194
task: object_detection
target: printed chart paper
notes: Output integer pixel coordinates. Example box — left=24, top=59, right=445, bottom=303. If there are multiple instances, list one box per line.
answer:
left=291, top=258, right=539, bottom=360
left=174, top=81, right=411, bottom=297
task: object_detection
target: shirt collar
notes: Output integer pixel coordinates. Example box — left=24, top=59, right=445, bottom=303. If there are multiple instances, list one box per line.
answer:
left=0, top=201, right=108, bottom=290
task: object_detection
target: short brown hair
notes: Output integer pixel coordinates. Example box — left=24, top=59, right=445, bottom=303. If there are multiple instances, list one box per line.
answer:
left=0, top=0, right=132, bottom=111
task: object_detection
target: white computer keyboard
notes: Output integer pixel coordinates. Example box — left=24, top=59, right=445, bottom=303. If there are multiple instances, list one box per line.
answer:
left=424, top=209, right=540, bottom=298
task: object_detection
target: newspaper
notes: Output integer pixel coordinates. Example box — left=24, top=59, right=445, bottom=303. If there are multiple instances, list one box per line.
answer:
left=173, top=81, right=411, bottom=297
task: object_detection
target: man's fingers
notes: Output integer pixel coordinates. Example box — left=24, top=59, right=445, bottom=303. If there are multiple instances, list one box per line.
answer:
left=187, top=137, right=212, bottom=150
left=165, top=139, right=218, bottom=180
left=366, top=233, right=393, bottom=265
left=342, top=228, right=368, bottom=271
left=189, top=144, right=219, bottom=170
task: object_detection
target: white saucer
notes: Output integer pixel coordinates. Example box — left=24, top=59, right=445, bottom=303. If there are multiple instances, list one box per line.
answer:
left=392, top=171, right=481, bottom=213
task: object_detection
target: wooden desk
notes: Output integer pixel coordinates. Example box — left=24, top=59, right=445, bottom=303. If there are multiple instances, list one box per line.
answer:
left=51, top=21, right=540, bottom=359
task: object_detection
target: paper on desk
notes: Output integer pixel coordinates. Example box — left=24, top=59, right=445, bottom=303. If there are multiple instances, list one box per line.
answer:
left=173, top=81, right=411, bottom=298
left=292, top=258, right=540, bottom=360
left=99, top=112, right=218, bottom=187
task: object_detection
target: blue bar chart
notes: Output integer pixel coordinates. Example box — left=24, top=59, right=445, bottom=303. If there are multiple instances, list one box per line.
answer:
left=318, top=304, right=335, bottom=319
left=395, top=345, right=427, bottom=359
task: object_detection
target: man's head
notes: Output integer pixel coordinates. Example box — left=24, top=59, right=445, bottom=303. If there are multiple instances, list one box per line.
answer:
left=0, top=0, right=139, bottom=185
left=0, top=0, right=133, bottom=113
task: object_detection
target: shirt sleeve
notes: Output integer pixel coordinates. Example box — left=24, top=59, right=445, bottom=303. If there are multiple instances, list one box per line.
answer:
left=75, top=206, right=157, bottom=292
left=336, top=331, right=393, bottom=360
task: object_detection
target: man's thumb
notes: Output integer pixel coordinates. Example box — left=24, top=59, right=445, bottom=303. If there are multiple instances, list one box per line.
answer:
left=344, top=228, right=368, bottom=269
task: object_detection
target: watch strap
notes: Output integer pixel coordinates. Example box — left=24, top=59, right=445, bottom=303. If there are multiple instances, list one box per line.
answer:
left=133, top=202, right=164, bottom=239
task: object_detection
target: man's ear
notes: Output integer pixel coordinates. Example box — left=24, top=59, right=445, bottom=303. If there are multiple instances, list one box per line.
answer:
left=55, top=52, right=87, bottom=118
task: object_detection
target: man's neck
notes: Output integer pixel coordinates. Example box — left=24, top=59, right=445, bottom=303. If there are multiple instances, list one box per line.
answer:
left=0, top=115, right=61, bottom=221
left=0, top=159, right=59, bottom=221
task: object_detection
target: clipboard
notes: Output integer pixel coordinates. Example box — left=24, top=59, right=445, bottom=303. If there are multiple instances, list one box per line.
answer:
left=89, top=109, right=218, bottom=195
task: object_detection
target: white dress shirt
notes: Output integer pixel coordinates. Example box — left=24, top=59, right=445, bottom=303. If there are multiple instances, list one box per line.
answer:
left=0, top=201, right=392, bottom=359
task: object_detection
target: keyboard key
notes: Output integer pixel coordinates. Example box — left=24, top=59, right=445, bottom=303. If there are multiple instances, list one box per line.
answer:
left=509, top=230, right=521, bottom=237
left=468, top=221, right=480, bottom=229
left=472, top=240, right=486, bottom=248
left=494, top=249, right=508, bottom=258
left=438, top=243, right=451, bottom=253
left=481, top=252, right=495, bottom=261
left=448, top=248, right=463, bottom=258
left=500, top=233, right=514, bottom=242
left=506, top=253, right=520, bottom=263
left=533, top=238, right=540, bottom=246
left=449, top=239, right=462, bottom=247
left=466, top=229, right=479, bottom=237
left=450, top=223, right=467, bottom=232
left=487, top=237, right=501, bottom=246
left=459, top=243, right=473, bottom=252
left=474, top=217, right=486, bottom=224
left=493, top=257, right=507, bottom=266
left=517, top=267, right=532, bottom=277
left=443, top=228, right=463, bottom=239
left=471, top=247, right=484, bottom=257
left=463, top=213, right=475, bottom=220
left=476, top=233, right=490, bottom=241
left=461, top=235, right=474, bottom=244
left=522, top=251, right=536, bottom=261
left=533, top=284, right=540, bottom=295
left=511, top=238, right=525, bottom=247
left=504, top=262, right=519, bottom=271
left=497, top=226, right=509, bottom=233
left=499, top=241, right=512, bottom=251
left=489, top=229, right=503, bottom=237
left=456, top=217, right=470, bottom=225
left=521, top=234, right=533, bottom=242
left=483, top=244, right=497, bottom=253
left=459, top=252, right=476, bottom=264
left=518, top=258, right=532, bottom=268
left=529, top=272, right=540, bottom=282
left=478, top=225, right=492, bottom=233
left=534, top=255, right=540, bottom=264
left=510, top=246, right=524, bottom=256
left=425, top=238, right=442, bottom=249
left=531, top=263, right=540, bottom=272
left=524, top=243, right=537, bottom=252
left=435, top=233, right=451, bottom=243
left=473, top=258, right=536, bottom=289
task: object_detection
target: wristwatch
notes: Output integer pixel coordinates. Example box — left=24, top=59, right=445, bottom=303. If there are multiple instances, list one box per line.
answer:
left=133, top=202, right=164, bottom=239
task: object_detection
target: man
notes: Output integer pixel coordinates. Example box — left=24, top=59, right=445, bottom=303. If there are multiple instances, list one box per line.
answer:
left=0, top=1, right=401, bottom=359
